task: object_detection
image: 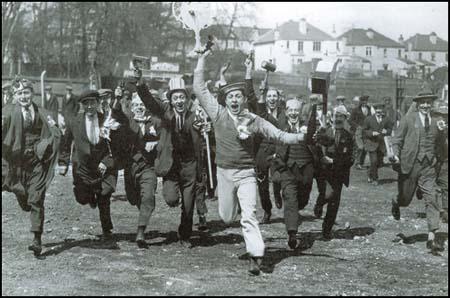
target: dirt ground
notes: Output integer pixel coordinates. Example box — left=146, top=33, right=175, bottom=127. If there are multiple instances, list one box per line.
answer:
left=2, top=164, right=448, bottom=296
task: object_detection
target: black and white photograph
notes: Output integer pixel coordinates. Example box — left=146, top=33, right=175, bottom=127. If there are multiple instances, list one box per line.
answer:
left=1, top=1, right=448, bottom=296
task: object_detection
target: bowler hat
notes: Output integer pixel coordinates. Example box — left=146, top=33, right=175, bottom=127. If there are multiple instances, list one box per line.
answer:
left=78, top=90, right=99, bottom=103
left=413, top=91, right=438, bottom=102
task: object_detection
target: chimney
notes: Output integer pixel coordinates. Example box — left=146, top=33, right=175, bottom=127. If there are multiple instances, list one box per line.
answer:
left=299, top=18, right=307, bottom=35
left=366, top=29, right=374, bottom=39
left=398, top=34, right=404, bottom=44
left=430, top=32, right=437, bottom=44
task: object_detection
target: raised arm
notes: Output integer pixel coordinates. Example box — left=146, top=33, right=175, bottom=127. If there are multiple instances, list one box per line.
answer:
left=253, top=116, right=304, bottom=145
left=133, top=68, right=170, bottom=118
left=193, top=51, right=221, bottom=122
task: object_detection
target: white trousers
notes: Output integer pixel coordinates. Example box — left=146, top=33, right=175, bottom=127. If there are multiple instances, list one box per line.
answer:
left=217, top=167, right=265, bottom=257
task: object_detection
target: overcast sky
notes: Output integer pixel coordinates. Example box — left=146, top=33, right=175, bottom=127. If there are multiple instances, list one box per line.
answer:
left=251, top=2, right=448, bottom=41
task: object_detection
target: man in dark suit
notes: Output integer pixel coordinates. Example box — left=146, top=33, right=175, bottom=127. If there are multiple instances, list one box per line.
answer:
left=2, top=78, right=61, bottom=256
left=43, top=85, right=59, bottom=123
left=61, top=85, right=78, bottom=118
left=350, top=95, right=372, bottom=170
left=59, top=90, right=122, bottom=240
left=314, top=106, right=354, bottom=239
left=391, top=91, right=447, bottom=254
left=134, top=70, right=202, bottom=247
left=363, top=103, right=392, bottom=185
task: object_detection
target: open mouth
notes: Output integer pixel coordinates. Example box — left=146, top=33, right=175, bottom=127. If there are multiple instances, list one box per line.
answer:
left=230, top=103, right=239, bottom=111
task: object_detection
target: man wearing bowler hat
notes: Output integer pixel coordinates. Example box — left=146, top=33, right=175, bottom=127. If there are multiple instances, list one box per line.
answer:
left=194, top=49, right=306, bottom=275
left=363, top=102, right=392, bottom=185
left=391, top=91, right=447, bottom=254
left=58, top=90, right=122, bottom=240
left=350, top=95, right=372, bottom=170
left=2, top=78, right=61, bottom=256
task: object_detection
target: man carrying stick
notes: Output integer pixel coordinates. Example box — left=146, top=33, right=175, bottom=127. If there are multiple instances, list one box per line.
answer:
left=193, top=49, right=306, bottom=276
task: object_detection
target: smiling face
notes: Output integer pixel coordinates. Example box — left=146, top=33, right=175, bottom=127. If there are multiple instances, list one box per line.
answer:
left=170, top=91, right=187, bottom=114
left=225, top=90, right=246, bottom=115
left=417, top=99, right=434, bottom=116
left=131, top=93, right=146, bottom=119
left=14, top=88, right=33, bottom=108
left=285, top=99, right=301, bottom=125
left=82, top=98, right=99, bottom=117
left=266, top=89, right=279, bottom=111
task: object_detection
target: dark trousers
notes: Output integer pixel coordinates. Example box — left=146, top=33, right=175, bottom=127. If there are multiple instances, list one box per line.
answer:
left=257, top=167, right=282, bottom=214
left=316, top=178, right=343, bottom=233
left=124, top=164, right=157, bottom=227
left=436, top=161, right=448, bottom=210
left=355, top=148, right=367, bottom=166
left=280, top=163, right=314, bottom=233
left=163, top=159, right=197, bottom=240
left=73, top=179, right=113, bottom=232
left=194, top=172, right=208, bottom=216
left=16, top=157, right=47, bottom=233
left=314, top=171, right=327, bottom=209
left=395, top=158, right=440, bottom=231
left=368, top=150, right=383, bottom=181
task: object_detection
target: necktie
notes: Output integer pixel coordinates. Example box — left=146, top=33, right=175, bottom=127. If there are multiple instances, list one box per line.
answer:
left=424, top=114, right=430, bottom=132
left=23, top=107, right=32, bottom=130
left=176, top=114, right=183, bottom=131
left=335, top=130, right=341, bottom=146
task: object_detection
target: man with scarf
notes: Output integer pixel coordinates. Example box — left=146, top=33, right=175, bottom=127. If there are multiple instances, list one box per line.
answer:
left=314, top=106, right=354, bottom=239
left=58, top=90, right=122, bottom=240
left=2, top=78, right=61, bottom=256
left=133, top=72, right=202, bottom=248
left=244, top=58, right=284, bottom=224
left=391, top=91, right=447, bottom=254
left=194, top=49, right=306, bottom=276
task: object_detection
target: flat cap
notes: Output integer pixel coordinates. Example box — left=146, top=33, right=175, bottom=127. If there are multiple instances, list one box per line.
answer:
left=219, top=82, right=246, bottom=96
left=78, top=90, right=99, bottom=103
left=336, top=95, right=346, bottom=101
left=373, top=103, right=385, bottom=110
left=334, top=105, right=350, bottom=117
left=98, top=89, right=113, bottom=97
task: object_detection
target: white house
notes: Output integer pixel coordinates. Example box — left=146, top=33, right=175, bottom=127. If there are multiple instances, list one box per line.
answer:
left=253, top=18, right=336, bottom=74
left=404, top=32, right=448, bottom=74
left=336, top=28, right=406, bottom=76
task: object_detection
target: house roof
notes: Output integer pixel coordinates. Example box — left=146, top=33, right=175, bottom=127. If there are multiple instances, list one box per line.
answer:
left=337, top=28, right=404, bottom=48
left=396, top=57, right=416, bottom=65
left=254, top=20, right=334, bottom=45
left=404, top=33, right=448, bottom=52
left=415, top=58, right=435, bottom=66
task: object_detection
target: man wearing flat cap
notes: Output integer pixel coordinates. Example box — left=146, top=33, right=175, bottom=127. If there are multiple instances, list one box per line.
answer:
left=61, top=85, right=79, bottom=120
left=391, top=91, right=447, bottom=254
left=194, top=50, right=306, bottom=275
left=133, top=71, right=203, bottom=248
left=350, top=95, right=372, bottom=170
left=363, top=102, right=392, bottom=185
left=314, top=105, right=354, bottom=239
left=58, top=90, right=122, bottom=241
left=2, top=78, right=61, bottom=256
left=43, top=84, right=59, bottom=123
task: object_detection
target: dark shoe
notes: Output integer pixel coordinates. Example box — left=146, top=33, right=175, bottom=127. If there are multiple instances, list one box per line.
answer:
left=198, top=215, right=208, bottom=231
left=101, top=229, right=113, bottom=241
left=275, top=195, right=283, bottom=209
left=136, top=227, right=146, bottom=248
left=391, top=201, right=400, bottom=220
left=322, top=229, right=333, bottom=241
left=28, top=239, right=42, bottom=256
left=314, top=204, right=323, bottom=219
left=261, top=212, right=271, bottom=224
left=248, top=257, right=262, bottom=276
left=288, top=233, right=298, bottom=249
left=427, top=240, right=444, bottom=253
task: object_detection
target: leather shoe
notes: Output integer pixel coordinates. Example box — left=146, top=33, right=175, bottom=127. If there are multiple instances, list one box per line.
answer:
left=427, top=239, right=444, bottom=253
left=101, top=229, right=113, bottom=241
left=288, top=233, right=298, bottom=249
left=314, top=204, right=323, bottom=219
left=198, top=215, right=208, bottom=231
left=248, top=257, right=262, bottom=276
left=322, top=229, right=332, bottom=241
left=28, top=239, right=42, bottom=256
left=391, top=201, right=400, bottom=220
left=261, top=212, right=271, bottom=224
left=275, top=195, right=283, bottom=209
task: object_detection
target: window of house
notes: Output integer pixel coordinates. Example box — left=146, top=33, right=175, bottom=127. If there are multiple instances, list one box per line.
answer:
left=313, top=41, right=321, bottom=52
left=352, top=47, right=356, bottom=54
left=431, top=52, right=435, bottom=61
left=336, top=42, right=340, bottom=51
left=418, top=52, right=422, bottom=60
left=298, top=41, right=303, bottom=52
left=366, top=47, right=372, bottom=56
left=398, top=49, right=401, bottom=58
left=383, top=49, right=387, bottom=58
left=297, top=58, right=302, bottom=64
left=286, top=40, right=289, bottom=49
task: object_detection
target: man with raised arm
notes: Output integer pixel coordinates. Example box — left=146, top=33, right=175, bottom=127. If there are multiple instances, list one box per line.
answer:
left=193, top=49, right=306, bottom=276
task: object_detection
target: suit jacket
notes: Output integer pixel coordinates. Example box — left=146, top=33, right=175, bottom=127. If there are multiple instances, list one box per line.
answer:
left=43, top=94, right=59, bottom=122
left=392, top=112, right=447, bottom=175
left=62, top=94, right=79, bottom=119
left=363, top=115, right=392, bottom=152
left=317, top=127, right=354, bottom=186
left=350, top=104, right=372, bottom=133
left=136, top=84, right=202, bottom=177
left=60, top=112, right=119, bottom=192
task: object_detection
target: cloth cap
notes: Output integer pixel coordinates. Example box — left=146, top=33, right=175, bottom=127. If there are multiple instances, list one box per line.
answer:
left=45, top=85, right=52, bottom=90
left=98, top=89, right=113, bottom=98
left=66, top=85, right=73, bottom=91
left=373, top=103, right=385, bottom=110
left=336, top=95, right=346, bottom=102
left=78, top=90, right=99, bottom=103
left=12, top=78, right=34, bottom=94
left=219, top=82, right=246, bottom=97
left=334, top=105, right=350, bottom=117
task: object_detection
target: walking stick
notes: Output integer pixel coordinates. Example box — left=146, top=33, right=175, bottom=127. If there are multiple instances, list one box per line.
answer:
left=40, top=70, right=47, bottom=108
left=203, top=116, right=214, bottom=189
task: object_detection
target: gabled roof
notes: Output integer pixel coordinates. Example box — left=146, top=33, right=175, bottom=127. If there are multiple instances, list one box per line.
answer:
left=415, top=59, right=435, bottom=66
left=397, top=57, right=416, bottom=65
left=254, top=20, right=334, bottom=45
left=337, top=28, right=404, bottom=48
left=404, top=33, right=448, bottom=52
